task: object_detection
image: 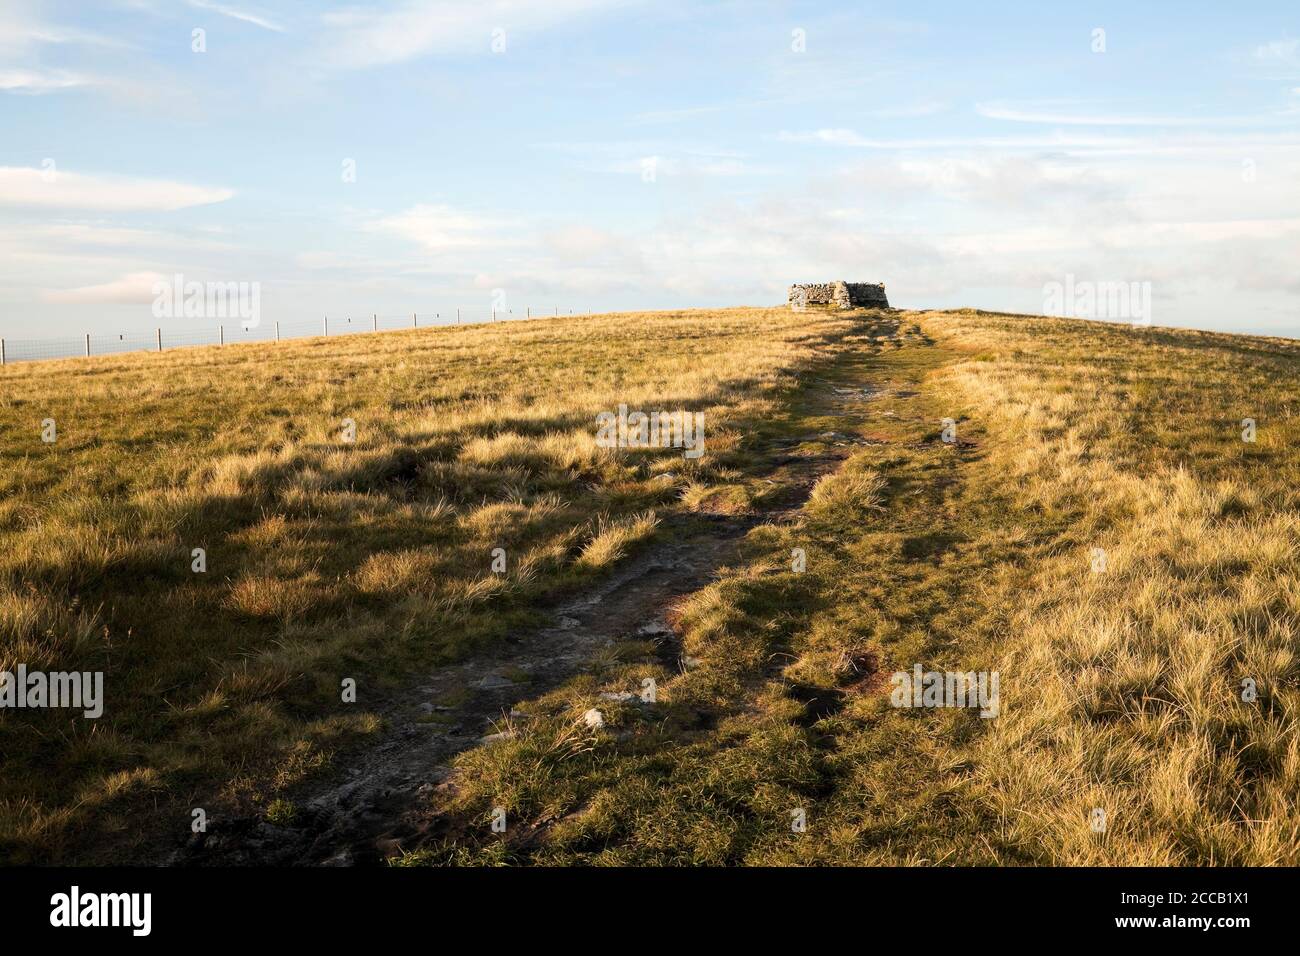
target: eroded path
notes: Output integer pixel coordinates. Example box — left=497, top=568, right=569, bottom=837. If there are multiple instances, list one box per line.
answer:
left=392, top=313, right=1019, bottom=866
left=168, top=320, right=901, bottom=866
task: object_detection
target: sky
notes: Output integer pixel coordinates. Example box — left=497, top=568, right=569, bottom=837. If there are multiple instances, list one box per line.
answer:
left=0, top=0, right=1297, bottom=340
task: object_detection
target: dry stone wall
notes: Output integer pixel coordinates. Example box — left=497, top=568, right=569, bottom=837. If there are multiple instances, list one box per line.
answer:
left=789, top=281, right=889, bottom=310
left=789, top=282, right=838, bottom=306
left=836, top=282, right=889, bottom=308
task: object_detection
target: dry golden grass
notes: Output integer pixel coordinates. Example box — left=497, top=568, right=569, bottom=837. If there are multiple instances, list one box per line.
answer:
left=0, top=307, right=854, bottom=862
left=805, top=462, right=886, bottom=520
left=923, top=312, right=1300, bottom=864
left=9, top=304, right=1297, bottom=867
left=573, top=512, right=660, bottom=571
left=402, top=310, right=1300, bottom=868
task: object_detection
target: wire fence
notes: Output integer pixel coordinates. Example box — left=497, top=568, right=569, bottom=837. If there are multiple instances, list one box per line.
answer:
left=0, top=307, right=578, bottom=366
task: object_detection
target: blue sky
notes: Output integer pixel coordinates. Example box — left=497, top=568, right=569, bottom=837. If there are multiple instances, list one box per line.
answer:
left=1, top=0, right=1297, bottom=339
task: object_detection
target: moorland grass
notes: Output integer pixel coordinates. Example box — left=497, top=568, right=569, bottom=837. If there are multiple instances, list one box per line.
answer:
left=6, top=305, right=1298, bottom=866
left=0, top=307, right=855, bottom=862
left=404, top=311, right=1300, bottom=866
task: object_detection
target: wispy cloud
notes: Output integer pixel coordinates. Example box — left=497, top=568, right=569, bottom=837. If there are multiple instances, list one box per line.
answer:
left=0, top=68, right=97, bottom=93
left=866, top=100, right=950, bottom=119
left=0, top=167, right=234, bottom=211
left=975, top=100, right=1298, bottom=127
left=365, top=204, right=513, bottom=254
left=777, top=128, right=1141, bottom=151
left=317, top=0, right=630, bottom=67
left=0, top=5, right=123, bottom=55
left=541, top=140, right=758, bottom=176
left=187, top=0, right=285, bottom=33
left=42, top=271, right=167, bottom=304
left=777, top=126, right=1300, bottom=159
left=609, top=155, right=752, bottom=177
left=0, top=6, right=141, bottom=100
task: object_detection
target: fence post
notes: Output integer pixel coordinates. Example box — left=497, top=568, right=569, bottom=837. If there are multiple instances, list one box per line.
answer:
left=86, top=333, right=91, bottom=357
left=526, top=306, right=530, bottom=319
left=413, top=313, right=417, bottom=328
left=492, top=309, right=496, bottom=322
left=1, top=338, right=5, bottom=366
left=456, top=308, right=460, bottom=324
left=373, top=313, right=378, bottom=332
left=275, top=321, right=280, bottom=342
left=219, top=325, right=224, bottom=346
left=323, top=315, right=328, bottom=336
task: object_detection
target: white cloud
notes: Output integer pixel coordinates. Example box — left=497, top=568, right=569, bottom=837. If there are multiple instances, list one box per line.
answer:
left=780, top=128, right=870, bottom=147
left=317, top=0, right=630, bottom=68
left=362, top=144, right=1300, bottom=325
left=1105, top=217, right=1300, bottom=245
left=891, top=155, right=1120, bottom=208
left=42, top=271, right=166, bottom=304
left=541, top=140, right=757, bottom=177
left=617, top=154, right=750, bottom=177
left=1254, top=38, right=1298, bottom=61
left=366, top=204, right=512, bottom=254
left=0, top=167, right=233, bottom=211
left=36, top=222, right=167, bottom=247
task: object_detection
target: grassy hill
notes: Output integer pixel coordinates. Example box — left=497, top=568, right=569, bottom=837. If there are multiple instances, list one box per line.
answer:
left=2, top=307, right=1297, bottom=865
